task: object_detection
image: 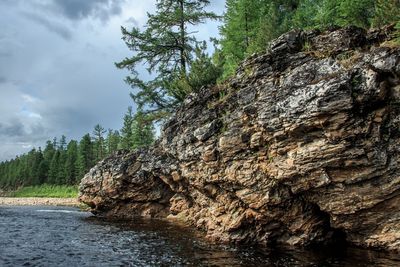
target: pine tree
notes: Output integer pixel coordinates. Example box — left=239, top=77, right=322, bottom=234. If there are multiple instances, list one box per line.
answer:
left=42, top=140, right=55, bottom=184
left=120, top=106, right=134, bottom=150
left=65, top=140, right=79, bottom=185
left=77, top=134, right=94, bottom=179
left=59, top=135, right=67, bottom=151
left=116, top=0, right=218, bottom=116
left=336, top=0, right=375, bottom=28
left=106, top=129, right=120, bottom=155
left=220, top=0, right=263, bottom=77
left=371, top=0, right=400, bottom=28
left=48, top=150, right=60, bottom=184
left=293, top=0, right=322, bottom=29
left=92, top=124, right=106, bottom=162
left=37, top=160, right=48, bottom=185
left=220, top=0, right=299, bottom=77
left=32, top=148, right=45, bottom=185
left=186, top=42, right=223, bottom=91
left=26, top=149, right=41, bottom=185
left=57, top=148, right=67, bottom=184
left=131, top=110, right=155, bottom=149
left=169, top=41, right=223, bottom=93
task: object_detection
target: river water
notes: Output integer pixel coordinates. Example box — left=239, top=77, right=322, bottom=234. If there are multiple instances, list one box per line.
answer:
left=0, top=206, right=399, bottom=267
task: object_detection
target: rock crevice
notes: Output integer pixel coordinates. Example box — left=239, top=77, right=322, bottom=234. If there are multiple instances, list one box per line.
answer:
left=79, top=25, right=400, bottom=251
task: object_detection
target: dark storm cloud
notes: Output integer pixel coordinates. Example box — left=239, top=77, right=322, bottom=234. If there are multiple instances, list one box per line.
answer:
left=22, top=12, right=72, bottom=40
left=0, top=120, right=46, bottom=140
left=51, top=0, right=126, bottom=21
left=0, top=121, right=25, bottom=137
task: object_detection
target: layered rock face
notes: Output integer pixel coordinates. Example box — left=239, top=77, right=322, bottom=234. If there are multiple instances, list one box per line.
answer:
left=79, top=26, right=400, bottom=251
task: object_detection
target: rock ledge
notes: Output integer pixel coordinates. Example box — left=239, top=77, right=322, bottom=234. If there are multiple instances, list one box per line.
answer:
left=79, top=25, right=400, bottom=251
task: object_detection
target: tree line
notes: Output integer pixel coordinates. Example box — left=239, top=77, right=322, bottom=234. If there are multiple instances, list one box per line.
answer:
left=0, top=108, right=154, bottom=189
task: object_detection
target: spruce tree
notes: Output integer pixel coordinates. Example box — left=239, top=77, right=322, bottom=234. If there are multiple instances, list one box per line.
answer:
left=131, top=109, right=155, bottom=149
left=92, top=124, right=106, bottom=162
left=116, top=0, right=218, bottom=115
left=336, top=0, right=375, bottom=28
left=65, top=140, right=79, bottom=185
left=220, top=0, right=263, bottom=77
left=77, top=134, right=94, bottom=179
left=120, top=107, right=134, bottom=150
left=57, top=148, right=67, bottom=184
left=371, top=0, right=400, bottom=28
left=106, top=129, right=120, bottom=155
left=48, top=150, right=60, bottom=184
left=59, top=135, right=67, bottom=151
left=293, top=0, right=322, bottom=29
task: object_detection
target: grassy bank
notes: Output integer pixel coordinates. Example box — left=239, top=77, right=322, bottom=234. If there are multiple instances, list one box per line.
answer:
left=9, top=185, right=79, bottom=198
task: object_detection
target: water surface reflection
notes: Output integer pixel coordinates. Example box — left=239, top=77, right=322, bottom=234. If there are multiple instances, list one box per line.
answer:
left=0, top=206, right=399, bottom=266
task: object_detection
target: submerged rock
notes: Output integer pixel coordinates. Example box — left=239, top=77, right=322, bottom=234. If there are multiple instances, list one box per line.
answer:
left=79, top=25, right=400, bottom=251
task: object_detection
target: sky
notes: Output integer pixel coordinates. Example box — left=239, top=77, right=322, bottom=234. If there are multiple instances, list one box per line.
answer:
left=0, top=0, right=225, bottom=161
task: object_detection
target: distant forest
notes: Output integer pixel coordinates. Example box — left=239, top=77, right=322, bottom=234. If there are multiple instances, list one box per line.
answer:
left=0, top=108, right=154, bottom=189
left=1, top=0, right=399, bottom=189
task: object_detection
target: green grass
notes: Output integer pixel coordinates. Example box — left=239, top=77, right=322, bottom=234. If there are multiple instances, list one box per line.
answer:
left=11, top=184, right=79, bottom=198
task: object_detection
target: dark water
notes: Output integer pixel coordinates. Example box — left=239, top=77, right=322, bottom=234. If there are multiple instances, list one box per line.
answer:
left=0, top=206, right=399, bottom=267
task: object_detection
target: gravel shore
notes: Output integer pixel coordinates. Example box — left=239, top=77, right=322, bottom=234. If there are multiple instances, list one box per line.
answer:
left=0, top=197, right=80, bottom=206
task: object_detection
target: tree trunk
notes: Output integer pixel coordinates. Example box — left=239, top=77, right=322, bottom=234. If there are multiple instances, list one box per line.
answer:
left=179, top=0, right=187, bottom=75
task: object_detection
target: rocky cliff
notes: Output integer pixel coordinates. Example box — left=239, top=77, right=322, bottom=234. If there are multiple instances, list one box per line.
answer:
left=79, top=25, right=400, bottom=251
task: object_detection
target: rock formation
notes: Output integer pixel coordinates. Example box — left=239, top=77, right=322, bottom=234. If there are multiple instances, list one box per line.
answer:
left=79, top=25, right=400, bottom=251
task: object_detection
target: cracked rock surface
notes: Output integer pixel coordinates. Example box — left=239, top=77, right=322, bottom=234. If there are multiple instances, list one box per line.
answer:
left=79, top=25, right=400, bottom=251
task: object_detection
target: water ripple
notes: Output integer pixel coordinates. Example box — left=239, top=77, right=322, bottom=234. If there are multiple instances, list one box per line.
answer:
left=0, top=206, right=399, bottom=267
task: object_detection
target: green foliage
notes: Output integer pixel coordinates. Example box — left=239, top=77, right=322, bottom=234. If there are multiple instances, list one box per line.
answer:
left=336, top=0, right=375, bottom=28
left=131, top=109, right=155, bottom=149
left=219, top=0, right=400, bottom=78
left=106, top=129, right=120, bottom=155
left=11, top=185, right=78, bottom=198
left=397, top=21, right=400, bottom=42
left=120, top=106, right=156, bottom=150
left=168, top=42, right=224, bottom=94
left=292, top=0, right=320, bottom=29
left=65, top=140, right=79, bottom=185
left=76, top=134, right=94, bottom=180
left=219, top=0, right=300, bottom=77
left=92, top=124, right=106, bottom=162
left=372, top=0, right=400, bottom=28
left=120, top=106, right=134, bottom=150
left=0, top=136, right=87, bottom=189
left=219, top=0, right=264, bottom=77
left=116, top=0, right=218, bottom=117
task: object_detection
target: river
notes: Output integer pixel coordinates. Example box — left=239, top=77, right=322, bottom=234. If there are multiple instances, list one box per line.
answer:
left=0, top=206, right=399, bottom=266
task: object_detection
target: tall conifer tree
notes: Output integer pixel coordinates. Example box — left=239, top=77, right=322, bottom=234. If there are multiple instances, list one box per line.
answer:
left=116, top=0, right=218, bottom=115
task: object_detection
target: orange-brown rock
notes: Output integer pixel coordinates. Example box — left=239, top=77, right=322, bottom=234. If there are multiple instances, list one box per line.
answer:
left=79, top=25, right=400, bottom=251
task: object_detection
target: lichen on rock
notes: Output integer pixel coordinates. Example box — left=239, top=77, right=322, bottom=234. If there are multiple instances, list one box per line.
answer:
left=79, top=25, right=400, bottom=251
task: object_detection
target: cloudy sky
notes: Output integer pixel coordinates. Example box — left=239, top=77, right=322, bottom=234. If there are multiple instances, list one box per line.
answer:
left=0, top=0, right=224, bottom=161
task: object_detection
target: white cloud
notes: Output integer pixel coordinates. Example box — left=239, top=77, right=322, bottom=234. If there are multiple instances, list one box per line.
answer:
left=21, top=94, right=39, bottom=103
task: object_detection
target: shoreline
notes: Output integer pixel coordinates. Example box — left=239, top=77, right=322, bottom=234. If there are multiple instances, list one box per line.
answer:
left=0, top=197, right=81, bottom=207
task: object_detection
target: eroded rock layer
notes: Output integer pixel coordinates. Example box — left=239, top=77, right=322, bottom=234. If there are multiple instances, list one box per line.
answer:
left=79, top=26, right=400, bottom=251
